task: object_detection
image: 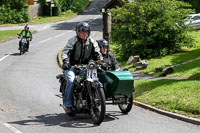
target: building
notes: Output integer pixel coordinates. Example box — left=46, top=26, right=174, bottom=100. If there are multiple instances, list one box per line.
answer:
left=27, top=0, right=39, bottom=5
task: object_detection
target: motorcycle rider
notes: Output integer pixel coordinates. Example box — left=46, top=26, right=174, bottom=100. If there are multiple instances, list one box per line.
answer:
left=18, top=24, right=32, bottom=52
left=61, top=22, right=103, bottom=114
left=97, top=39, right=120, bottom=71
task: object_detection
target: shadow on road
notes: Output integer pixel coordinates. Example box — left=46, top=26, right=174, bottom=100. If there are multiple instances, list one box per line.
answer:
left=52, top=17, right=102, bottom=32
left=8, top=111, right=124, bottom=128
left=8, top=53, right=21, bottom=56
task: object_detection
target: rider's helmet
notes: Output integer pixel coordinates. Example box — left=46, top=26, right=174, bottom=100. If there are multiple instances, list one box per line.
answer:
left=97, top=39, right=109, bottom=49
left=76, top=22, right=91, bottom=39
left=24, top=24, right=29, bottom=32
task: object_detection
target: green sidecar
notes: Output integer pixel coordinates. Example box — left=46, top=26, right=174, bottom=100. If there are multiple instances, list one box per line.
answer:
left=98, top=71, right=134, bottom=114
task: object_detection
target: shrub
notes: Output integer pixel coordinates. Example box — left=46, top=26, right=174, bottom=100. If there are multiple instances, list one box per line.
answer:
left=0, top=0, right=29, bottom=24
left=109, top=0, right=194, bottom=60
left=39, top=0, right=74, bottom=16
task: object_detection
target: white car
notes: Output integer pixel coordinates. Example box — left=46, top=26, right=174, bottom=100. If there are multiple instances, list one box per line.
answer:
left=184, top=14, right=200, bottom=30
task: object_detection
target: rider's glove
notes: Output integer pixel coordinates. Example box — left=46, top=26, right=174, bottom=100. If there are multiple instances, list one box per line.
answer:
left=62, top=59, right=71, bottom=70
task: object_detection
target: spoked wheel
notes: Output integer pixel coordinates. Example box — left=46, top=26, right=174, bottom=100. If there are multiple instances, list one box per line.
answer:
left=90, top=87, right=106, bottom=125
left=118, top=95, right=133, bottom=114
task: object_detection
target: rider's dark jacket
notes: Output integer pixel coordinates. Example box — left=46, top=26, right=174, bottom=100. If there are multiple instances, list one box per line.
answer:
left=61, top=36, right=103, bottom=65
left=102, top=51, right=120, bottom=71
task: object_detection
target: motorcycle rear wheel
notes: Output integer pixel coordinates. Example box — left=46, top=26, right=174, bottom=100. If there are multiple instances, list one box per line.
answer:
left=118, top=95, right=133, bottom=114
left=90, top=87, right=106, bottom=125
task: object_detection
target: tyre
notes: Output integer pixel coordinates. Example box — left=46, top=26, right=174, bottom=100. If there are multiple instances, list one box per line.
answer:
left=90, top=86, right=106, bottom=125
left=118, top=95, right=133, bottom=114
left=20, top=48, right=23, bottom=55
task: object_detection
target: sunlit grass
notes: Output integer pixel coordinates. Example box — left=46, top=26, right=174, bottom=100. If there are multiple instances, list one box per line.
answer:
left=134, top=79, right=200, bottom=118
left=0, top=30, right=22, bottom=42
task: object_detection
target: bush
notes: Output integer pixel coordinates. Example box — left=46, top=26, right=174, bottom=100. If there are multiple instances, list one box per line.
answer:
left=109, top=0, right=194, bottom=60
left=0, top=0, right=29, bottom=24
left=39, top=0, right=74, bottom=16
left=0, top=4, right=29, bottom=24
left=180, top=0, right=200, bottom=13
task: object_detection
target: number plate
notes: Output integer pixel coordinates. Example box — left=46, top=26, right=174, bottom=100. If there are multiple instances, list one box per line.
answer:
left=87, top=69, right=98, bottom=81
left=22, top=38, right=27, bottom=43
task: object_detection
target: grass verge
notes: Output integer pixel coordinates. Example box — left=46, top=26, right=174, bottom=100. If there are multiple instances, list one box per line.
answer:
left=134, top=79, right=200, bottom=118
left=0, top=30, right=22, bottom=43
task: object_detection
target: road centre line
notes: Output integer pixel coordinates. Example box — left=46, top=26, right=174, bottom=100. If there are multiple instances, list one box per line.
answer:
left=0, top=55, right=9, bottom=62
left=40, top=37, right=53, bottom=43
left=55, top=33, right=65, bottom=38
left=2, top=122, right=22, bottom=133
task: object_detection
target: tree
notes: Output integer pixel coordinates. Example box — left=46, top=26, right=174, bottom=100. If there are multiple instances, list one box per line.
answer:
left=109, top=0, right=194, bottom=60
left=0, top=0, right=29, bottom=24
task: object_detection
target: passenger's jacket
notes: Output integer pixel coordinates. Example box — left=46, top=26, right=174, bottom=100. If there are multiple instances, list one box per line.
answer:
left=19, top=30, right=32, bottom=41
left=102, top=51, right=120, bottom=71
left=61, top=36, right=103, bottom=66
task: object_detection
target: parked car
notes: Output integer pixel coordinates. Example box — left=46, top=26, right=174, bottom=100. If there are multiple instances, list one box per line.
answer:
left=184, top=14, right=200, bottom=30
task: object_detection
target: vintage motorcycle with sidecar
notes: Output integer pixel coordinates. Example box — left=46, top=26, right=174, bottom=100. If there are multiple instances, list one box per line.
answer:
left=56, top=60, right=134, bottom=125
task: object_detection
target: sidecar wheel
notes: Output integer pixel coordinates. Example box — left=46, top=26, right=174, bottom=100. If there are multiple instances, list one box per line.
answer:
left=90, top=87, right=106, bottom=125
left=118, top=95, right=133, bottom=114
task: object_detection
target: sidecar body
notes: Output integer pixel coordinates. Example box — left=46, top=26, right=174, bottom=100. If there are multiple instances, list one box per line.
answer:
left=98, top=71, right=134, bottom=99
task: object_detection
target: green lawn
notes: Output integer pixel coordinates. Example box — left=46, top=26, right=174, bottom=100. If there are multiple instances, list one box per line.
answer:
left=134, top=79, right=200, bottom=118
left=0, top=30, right=22, bottom=42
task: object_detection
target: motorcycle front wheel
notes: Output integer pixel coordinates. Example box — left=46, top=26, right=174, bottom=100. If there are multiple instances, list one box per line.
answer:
left=89, top=86, right=106, bottom=125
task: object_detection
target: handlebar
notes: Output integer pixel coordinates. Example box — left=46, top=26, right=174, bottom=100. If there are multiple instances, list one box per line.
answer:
left=71, top=60, right=105, bottom=72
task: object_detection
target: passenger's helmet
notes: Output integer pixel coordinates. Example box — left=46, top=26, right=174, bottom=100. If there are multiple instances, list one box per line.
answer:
left=76, top=22, right=91, bottom=38
left=97, top=39, right=109, bottom=49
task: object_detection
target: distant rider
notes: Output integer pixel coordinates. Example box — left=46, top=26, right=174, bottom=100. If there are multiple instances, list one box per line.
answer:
left=18, top=25, right=32, bottom=52
left=61, top=22, right=103, bottom=114
left=97, top=39, right=120, bottom=71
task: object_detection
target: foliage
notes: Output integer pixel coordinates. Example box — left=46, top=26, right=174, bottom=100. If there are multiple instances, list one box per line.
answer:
left=39, top=0, right=74, bottom=16
left=0, top=0, right=29, bottom=24
left=109, top=0, right=194, bottom=60
left=119, top=30, right=200, bottom=76
left=180, top=0, right=200, bottom=13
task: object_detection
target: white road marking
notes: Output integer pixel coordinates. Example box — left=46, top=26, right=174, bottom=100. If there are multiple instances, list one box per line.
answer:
left=55, top=33, right=65, bottom=38
left=40, top=37, right=53, bottom=43
left=37, top=24, right=50, bottom=32
left=0, top=55, right=9, bottom=62
left=2, top=122, right=22, bottom=133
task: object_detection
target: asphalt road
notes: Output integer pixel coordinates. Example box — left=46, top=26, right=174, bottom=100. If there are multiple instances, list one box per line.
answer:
left=0, top=0, right=200, bottom=133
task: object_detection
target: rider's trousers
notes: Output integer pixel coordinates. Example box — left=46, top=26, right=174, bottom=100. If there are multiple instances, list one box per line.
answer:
left=63, top=68, right=84, bottom=107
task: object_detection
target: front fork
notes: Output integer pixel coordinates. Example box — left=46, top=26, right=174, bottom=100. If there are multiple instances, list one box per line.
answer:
left=86, top=81, right=103, bottom=108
